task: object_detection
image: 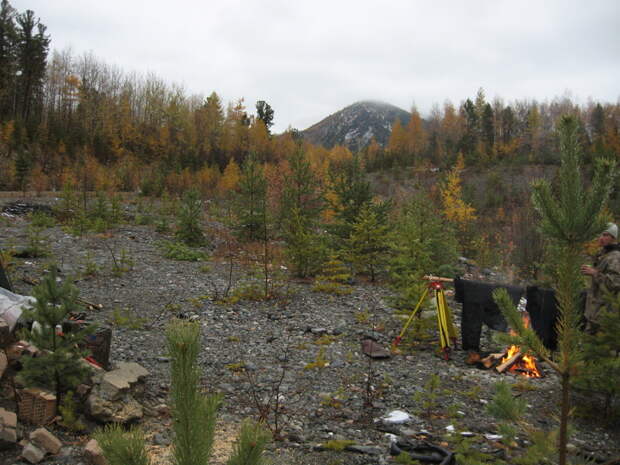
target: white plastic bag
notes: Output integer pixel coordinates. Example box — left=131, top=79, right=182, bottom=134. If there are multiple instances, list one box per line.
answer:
left=0, top=287, right=35, bottom=331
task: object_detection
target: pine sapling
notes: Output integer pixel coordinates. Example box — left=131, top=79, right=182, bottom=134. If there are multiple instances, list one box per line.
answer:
left=19, top=267, right=95, bottom=405
left=493, top=116, right=616, bottom=465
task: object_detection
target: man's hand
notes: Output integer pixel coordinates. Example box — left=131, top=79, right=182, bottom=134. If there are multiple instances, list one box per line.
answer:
left=581, top=265, right=598, bottom=277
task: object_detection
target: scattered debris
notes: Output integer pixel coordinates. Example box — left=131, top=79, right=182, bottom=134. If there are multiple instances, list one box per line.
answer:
left=17, top=388, right=57, bottom=426
left=381, top=410, right=412, bottom=425
left=1, top=202, right=54, bottom=217
left=389, top=437, right=455, bottom=465
left=0, top=286, right=35, bottom=331
left=361, top=338, right=391, bottom=359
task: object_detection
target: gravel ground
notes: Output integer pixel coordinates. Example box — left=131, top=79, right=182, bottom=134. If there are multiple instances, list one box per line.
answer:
left=1, top=195, right=619, bottom=465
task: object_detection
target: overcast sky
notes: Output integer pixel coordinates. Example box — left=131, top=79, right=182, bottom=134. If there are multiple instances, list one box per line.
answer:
left=12, top=0, right=620, bottom=133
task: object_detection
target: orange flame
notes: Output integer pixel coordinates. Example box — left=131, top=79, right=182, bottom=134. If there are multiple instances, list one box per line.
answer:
left=500, top=313, right=542, bottom=378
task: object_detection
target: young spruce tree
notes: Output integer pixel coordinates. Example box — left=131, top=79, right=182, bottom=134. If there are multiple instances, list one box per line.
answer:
left=493, top=116, right=615, bottom=465
left=176, top=187, right=207, bottom=246
left=345, top=202, right=391, bottom=282
left=19, top=267, right=94, bottom=405
left=235, top=153, right=267, bottom=241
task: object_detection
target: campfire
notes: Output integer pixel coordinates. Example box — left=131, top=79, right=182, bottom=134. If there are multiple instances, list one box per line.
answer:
left=497, top=345, right=543, bottom=378
left=472, top=312, right=544, bottom=378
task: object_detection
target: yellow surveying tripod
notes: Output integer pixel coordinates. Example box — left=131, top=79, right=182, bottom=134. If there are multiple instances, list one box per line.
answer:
left=392, top=277, right=457, bottom=360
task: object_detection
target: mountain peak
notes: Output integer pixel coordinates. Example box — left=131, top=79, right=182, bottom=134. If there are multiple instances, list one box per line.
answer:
left=302, top=101, right=410, bottom=151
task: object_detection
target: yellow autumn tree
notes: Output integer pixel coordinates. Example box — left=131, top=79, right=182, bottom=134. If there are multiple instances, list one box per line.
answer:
left=405, top=107, right=428, bottom=165
left=387, top=119, right=407, bottom=165
left=30, top=163, right=50, bottom=195
left=328, top=144, right=353, bottom=167
left=217, top=158, right=241, bottom=195
left=248, top=119, right=272, bottom=162
left=440, top=153, right=476, bottom=229
left=272, top=131, right=297, bottom=162
left=195, top=164, right=220, bottom=197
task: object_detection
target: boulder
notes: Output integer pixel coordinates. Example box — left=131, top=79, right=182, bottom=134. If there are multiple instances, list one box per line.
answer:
left=0, top=407, right=17, bottom=446
left=84, top=438, right=108, bottom=465
left=86, top=392, right=143, bottom=424
left=21, top=442, right=46, bottom=463
left=99, top=362, right=148, bottom=401
left=0, top=351, right=7, bottom=378
left=85, top=362, right=148, bottom=423
left=30, top=428, right=62, bottom=454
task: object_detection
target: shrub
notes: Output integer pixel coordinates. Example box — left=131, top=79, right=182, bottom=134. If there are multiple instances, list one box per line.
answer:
left=159, top=240, right=208, bottom=261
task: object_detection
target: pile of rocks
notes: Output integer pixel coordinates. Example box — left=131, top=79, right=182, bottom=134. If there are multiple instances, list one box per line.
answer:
left=21, top=428, right=63, bottom=464
left=0, top=320, right=150, bottom=464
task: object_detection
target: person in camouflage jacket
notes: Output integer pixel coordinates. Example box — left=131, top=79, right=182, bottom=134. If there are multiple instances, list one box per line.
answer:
left=581, top=223, right=620, bottom=333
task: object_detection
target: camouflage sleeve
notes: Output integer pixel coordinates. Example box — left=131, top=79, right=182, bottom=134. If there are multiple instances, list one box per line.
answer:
left=595, top=251, right=620, bottom=294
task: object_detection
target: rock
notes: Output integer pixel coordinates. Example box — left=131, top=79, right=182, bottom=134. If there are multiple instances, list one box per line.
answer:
left=0, top=351, right=6, bottom=380
left=155, top=404, right=170, bottom=416
left=22, top=442, right=46, bottom=463
left=0, top=407, right=17, bottom=428
left=361, top=339, right=391, bottom=359
left=0, top=426, right=17, bottom=443
left=310, top=327, right=327, bottom=335
left=345, top=444, right=382, bottom=455
left=99, top=362, right=149, bottom=400
left=0, top=319, right=9, bottom=345
left=86, top=393, right=143, bottom=423
left=30, top=428, right=62, bottom=454
left=0, top=408, right=17, bottom=445
left=153, top=433, right=170, bottom=446
left=84, top=439, right=108, bottom=465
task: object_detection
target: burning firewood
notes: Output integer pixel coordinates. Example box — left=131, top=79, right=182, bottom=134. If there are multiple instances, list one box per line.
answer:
left=496, top=351, right=523, bottom=373
left=479, top=351, right=507, bottom=369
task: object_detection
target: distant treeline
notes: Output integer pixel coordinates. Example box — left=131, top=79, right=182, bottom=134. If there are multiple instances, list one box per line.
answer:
left=0, top=0, right=619, bottom=194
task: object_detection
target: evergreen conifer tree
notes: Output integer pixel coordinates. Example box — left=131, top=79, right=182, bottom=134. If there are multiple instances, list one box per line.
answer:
left=388, top=192, right=459, bottom=310
left=14, top=148, right=30, bottom=193
left=280, top=148, right=323, bottom=227
left=235, top=153, right=267, bottom=241
left=345, top=202, right=391, bottom=282
left=176, top=187, right=206, bottom=246
left=284, top=207, right=326, bottom=278
left=19, top=267, right=94, bottom=404
left=280, top=148, right=325, bottom=277
left=493, top=115, right=616, bottom=465
left=328, top=156, right=372, bottom=237
left=0, top=0, right=18, bottom=119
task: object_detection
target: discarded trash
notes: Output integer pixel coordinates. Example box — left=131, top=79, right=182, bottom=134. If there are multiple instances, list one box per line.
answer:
left=390, top=437, right=455, bottom=465
left=484, top=433, right=503, bottom=441
left=0, top=287, right=35, bottom=331
left=382, top=410, right=411, bottom=425
left=361, top=338, right=391, bottom=359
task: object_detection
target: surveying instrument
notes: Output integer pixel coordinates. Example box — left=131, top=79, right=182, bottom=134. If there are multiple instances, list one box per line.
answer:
left=392, top=276, right=457, bottom=360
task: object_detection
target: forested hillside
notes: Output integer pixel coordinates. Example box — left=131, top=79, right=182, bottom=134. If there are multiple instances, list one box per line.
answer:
left=1, top=1, right=619, bottom=280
